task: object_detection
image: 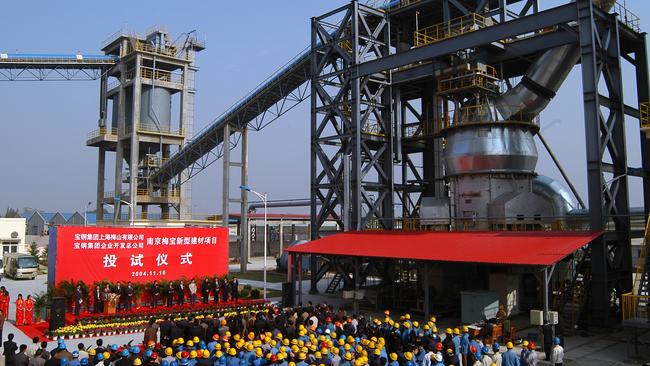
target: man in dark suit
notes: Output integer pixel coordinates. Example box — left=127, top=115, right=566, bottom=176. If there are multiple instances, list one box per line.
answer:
left=159, top=316, right=173, bottom=347
left=3, top=333, right=18, bottom=366
left=14, top=345, right=29, bottom=366
left=93, top=285, right=103, bottom=314
left=220, top=278, right=229, bottom=302
left=151, top=280, right=161, bottom=308
left=212, top=277, right=220, bottom=304
left=177, top=281, right=185, bottom=306
left=230, top=278, right=239, bottom=302
left=166, top=282, right=175, bottom=307
left=125, top=282, right=134, bottom=311
left=74, top=285, right=83, bottom=316
left=113, top=282, right=123, bottom=311
left=201, top=278, right=211, bottom=304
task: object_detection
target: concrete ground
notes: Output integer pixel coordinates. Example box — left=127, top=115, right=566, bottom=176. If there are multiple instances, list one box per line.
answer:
left=0, top=259, right=645, bottom=366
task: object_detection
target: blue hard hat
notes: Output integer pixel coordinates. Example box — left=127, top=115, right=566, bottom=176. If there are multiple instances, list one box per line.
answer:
left=492, top=343, right=500, bottom=351
left=170, top=362, right=178, bottom=366
left=482, top=346, right=489, bottom=354
left=80, top=359, right=89, bottom=366
left=553, top=337, right=561, bottom=345
left=145, top=349, right=153, bottom=358
left=199, top=341, right=206, bottom=349
left=60, top=359, right=69, bottom=366
left=162, top=361, right=169, bottom=366
left=72, top=351, right=79, bottom=358
left=122, top=350, right=130, bottom=358
left=131, top=346, right=139, bottom=354
left=96, top=353, right=105, bottom=361
left=111, top=344, right=118, bottom=351
left=180, top=358, right=189, bottom=366
left=58, top=340, right=66, bottom=350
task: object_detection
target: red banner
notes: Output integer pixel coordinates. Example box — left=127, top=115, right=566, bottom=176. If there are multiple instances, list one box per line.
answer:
left=51, top=226, right=228, bottom=285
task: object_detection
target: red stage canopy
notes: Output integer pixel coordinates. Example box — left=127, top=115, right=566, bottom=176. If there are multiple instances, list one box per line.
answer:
left=286, top=231, right=602, bottom=266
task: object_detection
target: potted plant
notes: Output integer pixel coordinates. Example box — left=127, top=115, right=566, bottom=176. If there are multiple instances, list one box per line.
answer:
left=32, top=291, right=48, bottom=322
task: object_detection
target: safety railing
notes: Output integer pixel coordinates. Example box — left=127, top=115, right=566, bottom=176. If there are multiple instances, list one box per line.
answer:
left=127, top=41, right=179, bottom=58
left=136, top=188, right=181, bottom=198
left=622, top=292, right=649, bottom=321
left=140, top=66, right=183, bottom=85
left=107, top=79, right=121, bottom=91
left=145, top=155, right=170, bottom=168
left=640, top=101, right=649, bottom=129
left=364, top=216, right=592, bottom=232
left=136, top=123, right=184, bottom=137
left=87, top=127, right=118, bottom=139
left=403, top=120, right=436, bottom=139
left=414, top=13, right=489, bottom=47
left=0, top=54, right=118, bottom=64
left=633, top=214, right=650, bottom=295
left=362, top=122, right=386, bottom=137
left=613, top=1, right=641, bottom=33
left=437, top=104, right=540, bottom=133
left=438, top=65, right=501, bottom=94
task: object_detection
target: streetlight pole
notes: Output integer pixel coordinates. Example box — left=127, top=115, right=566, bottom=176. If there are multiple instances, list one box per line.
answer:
left=240, top=185, right=268, bottom=300
left=84, top=201, right=92, bottom=226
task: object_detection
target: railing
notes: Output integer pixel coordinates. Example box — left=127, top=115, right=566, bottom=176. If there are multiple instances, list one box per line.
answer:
left=145, top=155, right=170, bottom=167
left=403, top=120, right=436, bottom=140
left=127, top=41, right=179, bottom=58
left=414, top=13, right=489, bottom=47
left=364, top=216, right=590, bottom=232
left=437, top=104, right=540, bottom=133
left=438, top=65, right=501, bottom=94
left=136, top=123, right=184, bottom=136
left=633, top=214, right=650, bottom=295
left=0, top=54, right=117, bottom=64
left=140, top=66, right=183, bottom=85
left=640, top=101, right=649, bottom=129
left=87, top=127, right=118, bottom=139
left=622, top=292, right=649, bottom=321
left=362, top=122, right=386, bottom=137
left=613, top=1, right=641, bottom=33
left=136, top=188, right=181, bottom=198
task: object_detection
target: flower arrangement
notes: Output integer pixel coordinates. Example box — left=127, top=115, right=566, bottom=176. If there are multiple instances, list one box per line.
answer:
left=48, top=301, right=269, bottom=340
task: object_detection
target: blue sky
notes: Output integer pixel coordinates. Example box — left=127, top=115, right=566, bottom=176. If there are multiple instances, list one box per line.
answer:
left=0, top=0, right=649, bottom=216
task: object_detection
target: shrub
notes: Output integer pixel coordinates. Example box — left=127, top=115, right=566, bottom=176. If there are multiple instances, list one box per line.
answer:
left=240, top=289, right=250, bottom=298
left=243, top=284, right=252, bottom=291
left=250, top=289, right=261, bottom=299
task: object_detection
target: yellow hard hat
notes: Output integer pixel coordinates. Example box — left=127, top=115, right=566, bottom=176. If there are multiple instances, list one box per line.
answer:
left=103, top=352, right=110, bottom=360
left=446, top=328, right=453, bottom=334
left=523, top=340, right=529, bottom=347
left=246, top=343, right=254, bottom=351
left=193, top=337, right=200, bottom=344
left=216, top=351, right=223, bottom=358
left=506, top=342, right=514, bottom=349
left=453, top=328, right=460, bottom=335
left=332, top=348, right=340, bottom=355
left=413, top=321, right=419, bottom=328
left=133, top=359, right=142, bottom=366
left=462, top=326, right=469, bottom=333
left=276, top=353, right=285, bottom=361
left=315, top=352, right=322, bottom=359
left=405, top=314, right=410, bottom=320
left=403, top=322, right=410, bottom=328
left=322, top=348, right=329, bottom=355
left=190, top=351, right=198, bottom=359
left=187, top=341, right=194, bottom=348
left=389, top=353, right=398, bottom=361
left=430, top=316, right=436, bottom=323
left=344, top=353, right=353, bottom=361
left=178, top=338, right=185, bottom=345
left=423, top=325, right=430, bottom=331
left=404, top=352, right=413, bottom=361
left=165, top=348, right=173, bottom=356
left=89, top=350, right=96, bottom=356
left=289, top=363, right=295, bottom=366
left=373, top=349, right=381, bottom=356
left=228, top=348, right=237, bottom=356
left=298, top=353, right=306, bottom=360
left=255, top=349, right=263, bottom=358
left=203, top=350, right=210, bottom=359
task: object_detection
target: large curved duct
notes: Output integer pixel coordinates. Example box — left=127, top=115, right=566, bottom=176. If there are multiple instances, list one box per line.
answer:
left=496, top=0, right=616, bottom=119
left=532, top=175, right=577, bottom=217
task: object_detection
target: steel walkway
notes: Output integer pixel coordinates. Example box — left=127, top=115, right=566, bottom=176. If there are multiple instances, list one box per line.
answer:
left=150, top=47, right=311, bottom=185
left=0, top=53, right=118, bottom=81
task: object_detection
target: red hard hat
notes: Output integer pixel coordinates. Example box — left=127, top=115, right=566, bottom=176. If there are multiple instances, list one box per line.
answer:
left=151, top=353, right=158, bottom=360
left=181, top=351, right=189, bottom=359
left=435, top=343, right=443, bottom=351
left=528, top=342, right=536, bottom=350
left=270, top=355, right=277, bottom=362
left=469, top=345, right=477, bottom=353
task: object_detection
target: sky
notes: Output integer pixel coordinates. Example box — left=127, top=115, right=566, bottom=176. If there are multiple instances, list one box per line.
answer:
left=0, top=0, right=649, bottom=217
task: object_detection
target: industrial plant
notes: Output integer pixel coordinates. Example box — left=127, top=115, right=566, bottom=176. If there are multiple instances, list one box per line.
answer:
left=1, top=0, right=649, bottom=352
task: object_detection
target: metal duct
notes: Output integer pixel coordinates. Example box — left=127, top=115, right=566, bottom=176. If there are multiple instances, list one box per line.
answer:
left=496, top=0, right=616, bottom=119
left=532, top=175, right=577, bottom=217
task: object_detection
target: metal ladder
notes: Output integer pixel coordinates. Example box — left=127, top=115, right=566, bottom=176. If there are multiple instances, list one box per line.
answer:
left=633, top=214, right=650, bottom=296
left=326, top=273, right=344, bottom=294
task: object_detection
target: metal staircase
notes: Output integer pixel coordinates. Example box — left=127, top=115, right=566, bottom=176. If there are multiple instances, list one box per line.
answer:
left=325, top=273, right=344, bottom=294
left=553, top=249, right=592, bottom=333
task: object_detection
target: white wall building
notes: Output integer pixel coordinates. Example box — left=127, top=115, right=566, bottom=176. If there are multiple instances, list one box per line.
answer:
left=0, top=218, right=27, bottom=261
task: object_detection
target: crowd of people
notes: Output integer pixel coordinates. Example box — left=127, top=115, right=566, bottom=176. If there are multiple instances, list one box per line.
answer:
left=0, top=303, right=566, bottom=366
left=75, top=278, right=241, bottom=316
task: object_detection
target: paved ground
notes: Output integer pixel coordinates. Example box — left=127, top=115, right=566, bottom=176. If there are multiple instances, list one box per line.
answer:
left=0, top=259, right=646, bottom=365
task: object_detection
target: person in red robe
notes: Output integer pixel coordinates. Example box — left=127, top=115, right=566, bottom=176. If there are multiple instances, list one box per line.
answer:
left=15, top=294, right=24, bottom=326
left=3, top=289, right=10, bottom=320
left=0, top=288, right=6, bottom=320
left=24, top=295, right=34, bottom=325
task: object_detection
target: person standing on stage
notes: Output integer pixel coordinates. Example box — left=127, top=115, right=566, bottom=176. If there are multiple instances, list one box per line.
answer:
left=201, top=278, right=210, bottom=304
left=125, top=282, right=134, bottom=311
left=93, top=285, right=103, bottom=314
left=213, top=277, right=220, bottom=304
left=113, top=282, right=123, bottom=311
left=0, top=288, right=6, bottom=321
left=151, top=280, right=161, bottom=308
left=166, top=282, right=175, bottom=307
left=189, top=279, right=197, bottom=305
left=24, top=295, right=34, bottom=326
left=177, top=281, right=186, bottom=306
left=15, top=295, right=25, bottom=326
left=73, top=285, right=83, bottom=316
left=230, top=278, right=239, bottom=303
left=220, top=278, right=229, bottom=302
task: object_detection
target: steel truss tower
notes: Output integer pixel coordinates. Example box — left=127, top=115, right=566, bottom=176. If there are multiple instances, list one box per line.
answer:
left=309, top=0, right=650, bottom=326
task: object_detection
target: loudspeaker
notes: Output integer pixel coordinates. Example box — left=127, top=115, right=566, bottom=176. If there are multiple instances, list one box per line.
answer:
left=49, top=297, right=66, bottom=331
left=281, top=282, right=294, bottom=307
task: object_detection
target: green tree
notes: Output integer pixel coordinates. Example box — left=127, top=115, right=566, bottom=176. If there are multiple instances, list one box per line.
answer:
left=40, top=246, right=49, bottom=265
left=3, top=208, right=20, bottom=218
left=28, top=242, right=40, bottom=258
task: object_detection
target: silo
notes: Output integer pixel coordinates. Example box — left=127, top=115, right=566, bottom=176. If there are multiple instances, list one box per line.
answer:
left=140, top=85, right=172, bottom=131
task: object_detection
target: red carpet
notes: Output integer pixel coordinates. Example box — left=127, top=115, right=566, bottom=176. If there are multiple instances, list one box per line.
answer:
left=17, top=321, right=54, bottom=342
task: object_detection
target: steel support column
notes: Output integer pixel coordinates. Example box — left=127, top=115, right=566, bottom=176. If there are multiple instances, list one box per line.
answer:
left=578, top=0, right=631, bottom=325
